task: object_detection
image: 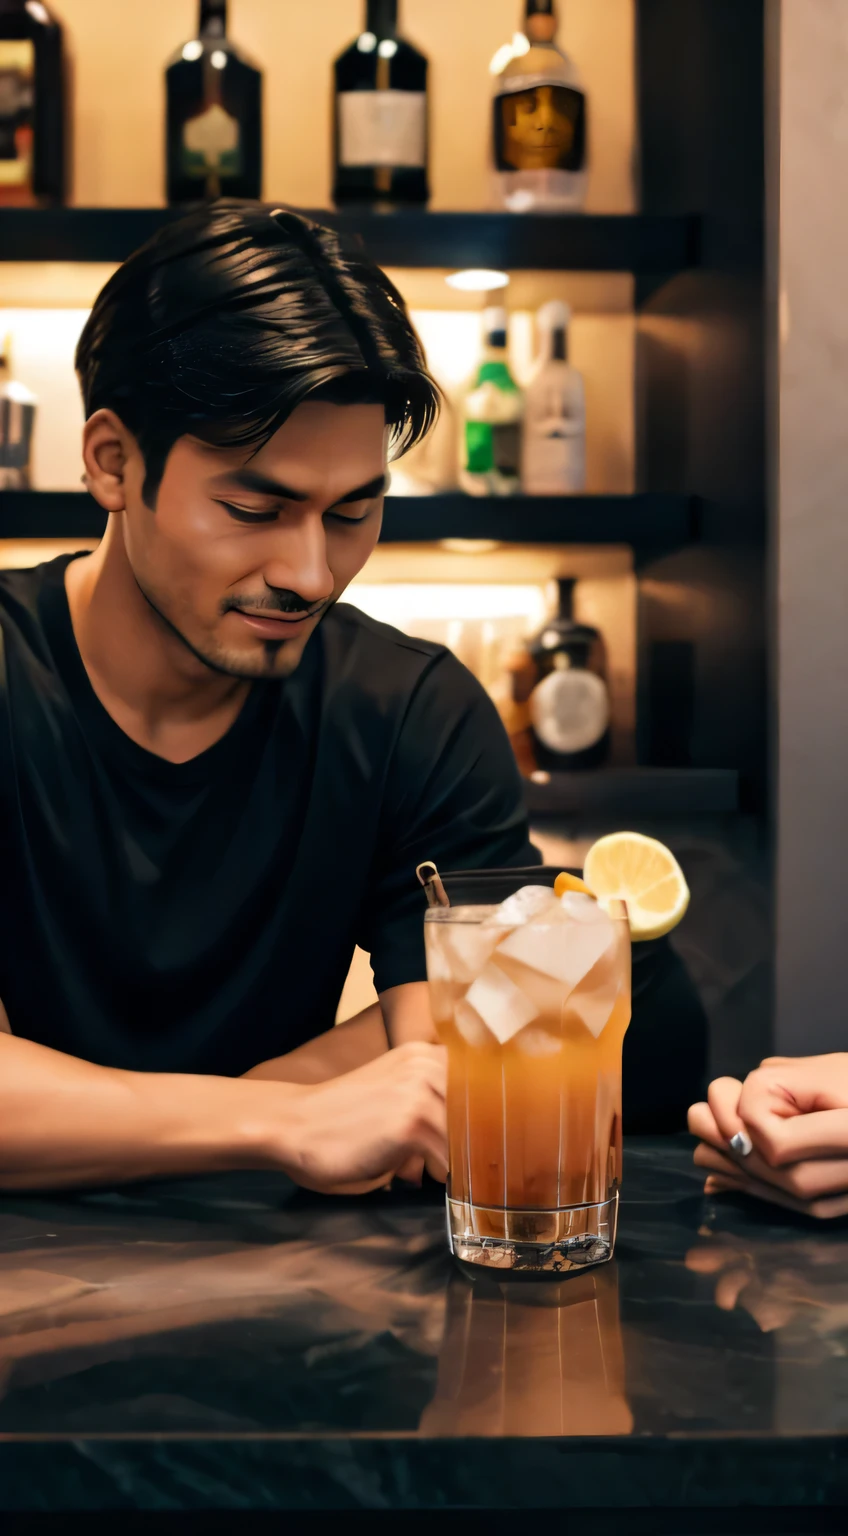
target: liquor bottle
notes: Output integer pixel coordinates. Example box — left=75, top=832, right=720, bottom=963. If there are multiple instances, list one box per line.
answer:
left=491, top=0, right=587, bottom=212
left=166, top=0, right=262, bottom=204
left=459, top=307, right=523, bottom=497
left=333, top=0, right=428, bottom=208
left=0, top=334, right=36, bottom=489
left=0, top=0, right=66, bottom=206
left=527, top=579, right=610, bottom=768
left=521, top=300, right=586, bottom=493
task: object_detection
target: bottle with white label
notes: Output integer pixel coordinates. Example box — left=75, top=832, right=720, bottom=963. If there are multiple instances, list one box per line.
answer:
left=459, top=307, right=523, bottom=497
left=333, top=0, right=428, bottom=207
left=527, top=579, right=610, bottom=769
left=166, top=0, right=262, bottom=204
left=522, top=300, right=586, bottom=494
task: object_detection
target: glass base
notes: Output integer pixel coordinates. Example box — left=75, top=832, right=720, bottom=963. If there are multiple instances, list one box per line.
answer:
left=447, top=1191, right=618, bottom=1277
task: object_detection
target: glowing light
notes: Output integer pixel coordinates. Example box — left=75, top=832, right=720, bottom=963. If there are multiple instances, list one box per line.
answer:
left=445, top=269, right=510, bottom=293
left=347, top=583, right=547, bottom=626
left=489, top=43, right=515, bottom=75
left=357, top=31, right=377, bottom=52
left=25, top=1, right=50, bottom=22
left=378, top=38, right=398, bottom=58
left=210, top=49, right=227, bottom=69
left=182, top=39, right=203, bottom=61
left=512, top=30, right=531, bottom=55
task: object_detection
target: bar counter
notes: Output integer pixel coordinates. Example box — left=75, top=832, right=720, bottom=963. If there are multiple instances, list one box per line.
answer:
left=0, top=1137, right=846, bottom=1530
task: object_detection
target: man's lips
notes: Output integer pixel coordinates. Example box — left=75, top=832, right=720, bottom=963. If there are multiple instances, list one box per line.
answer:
left=230, top=607, right=323, bottom=640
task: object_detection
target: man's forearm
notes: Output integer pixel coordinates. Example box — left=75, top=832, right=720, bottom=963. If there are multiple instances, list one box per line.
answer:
left=0, top=1033, right=293, bottom=1192
left=242, top=1002, right=388, bottom=1084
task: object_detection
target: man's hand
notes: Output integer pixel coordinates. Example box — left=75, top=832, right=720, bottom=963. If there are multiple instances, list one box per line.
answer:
left=272, top=1041, right=448, bottom=1195
left=688, top=1054, right=848, bottom=1219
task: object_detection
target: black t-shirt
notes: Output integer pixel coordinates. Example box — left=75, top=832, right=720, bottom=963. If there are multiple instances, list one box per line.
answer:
left=0, top=556, right=537, bottom=1076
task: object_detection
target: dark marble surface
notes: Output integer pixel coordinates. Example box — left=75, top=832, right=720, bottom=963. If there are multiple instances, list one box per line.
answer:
left=0, top=1137, right=846, bottom=1516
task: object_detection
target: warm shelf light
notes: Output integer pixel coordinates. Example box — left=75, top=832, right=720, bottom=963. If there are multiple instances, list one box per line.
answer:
left=445, top=269, right=510, bottom=293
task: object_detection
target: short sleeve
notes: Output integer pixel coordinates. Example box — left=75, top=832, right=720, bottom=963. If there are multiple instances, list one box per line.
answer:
left=359, top=649, right=540, bottom=993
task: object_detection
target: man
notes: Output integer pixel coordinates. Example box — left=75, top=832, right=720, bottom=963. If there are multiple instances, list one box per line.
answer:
left=0, top=202, right=704, bottom=1196
left=0, top=202, right=534, bottom=1193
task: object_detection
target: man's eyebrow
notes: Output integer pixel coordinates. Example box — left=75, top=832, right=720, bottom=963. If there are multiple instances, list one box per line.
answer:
left=209, top=470, right=389, bottom=504
left=331, top=473, right=390, bottom=505
left=210, top=468, right=310, bottom=501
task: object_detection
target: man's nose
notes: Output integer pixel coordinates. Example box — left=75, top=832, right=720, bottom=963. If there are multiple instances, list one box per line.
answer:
left=261, top=512, right=335, bottom=606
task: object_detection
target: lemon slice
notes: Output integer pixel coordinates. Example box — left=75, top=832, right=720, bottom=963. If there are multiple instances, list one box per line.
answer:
left=582, top=832, right=690, bottom=941
left=554, top=870, right=593, bottom=898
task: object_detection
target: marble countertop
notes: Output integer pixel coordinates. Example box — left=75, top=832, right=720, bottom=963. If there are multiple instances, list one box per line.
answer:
left=0, top=1137, right=846, bottom=1517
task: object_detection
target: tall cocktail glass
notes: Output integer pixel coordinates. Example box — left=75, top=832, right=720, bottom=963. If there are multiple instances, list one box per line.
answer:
left=424, top=870, right=631, bottom=1275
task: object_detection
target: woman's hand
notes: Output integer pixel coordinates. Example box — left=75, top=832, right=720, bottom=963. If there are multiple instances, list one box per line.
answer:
left=688, top=1054, right=848, bottom=1219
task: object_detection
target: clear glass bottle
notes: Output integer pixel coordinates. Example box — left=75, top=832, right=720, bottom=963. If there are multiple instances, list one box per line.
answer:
left=333, top=0, right=428, bottom=208
left=521, top=300, right=586, bottom=493
left=166, top=0, right=262, bottom=204
left=459, top=307, right=523, bottom=498
left=0, top=0, right=66, bottom=206
left=492, top=0, right=587, bottom=213
left=0, top=334, right=36, bottom=490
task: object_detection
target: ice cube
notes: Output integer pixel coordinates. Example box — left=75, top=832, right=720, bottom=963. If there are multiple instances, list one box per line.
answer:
left=439, top=924, right=506, bottom=985
left=483, top=885, right=558, bottom=929
left=559, top=891, right=606, bottom=924
left=453, top=998, right=490, bottom=1047
left=465, top=962, right=539, bottom=1045
left=497, top=911, right=614, bottom=993
left=566, top=950, right=623, bottom=1039
left=515, top=1025, right=562, bottom=1057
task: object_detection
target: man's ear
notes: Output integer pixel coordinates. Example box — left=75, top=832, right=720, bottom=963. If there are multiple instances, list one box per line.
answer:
left=81, top=409, right=138, bottom=514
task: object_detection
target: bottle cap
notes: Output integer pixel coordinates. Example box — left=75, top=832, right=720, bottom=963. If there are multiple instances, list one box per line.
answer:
left=483, top=305, right=508, bottom=332
left=537, top=299, right=571, bottom=331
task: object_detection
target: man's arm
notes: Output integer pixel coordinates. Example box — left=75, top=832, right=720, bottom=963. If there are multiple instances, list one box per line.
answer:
left=0, top=1028, right=447, bottom=1193
left=243, top=1001, right=387, bottom=1083
left=244, top=988, right=436, bottom=1083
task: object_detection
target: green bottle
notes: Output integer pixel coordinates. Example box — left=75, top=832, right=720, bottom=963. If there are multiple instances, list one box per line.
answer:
left=460, top=306, right=523, bottom=496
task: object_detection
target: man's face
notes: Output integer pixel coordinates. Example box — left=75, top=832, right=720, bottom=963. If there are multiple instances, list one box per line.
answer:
left=118, top=400, right=387, bottom=679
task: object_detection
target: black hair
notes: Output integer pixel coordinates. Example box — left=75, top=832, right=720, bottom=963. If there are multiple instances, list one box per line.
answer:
left=75, top=201, right=440, bottom=506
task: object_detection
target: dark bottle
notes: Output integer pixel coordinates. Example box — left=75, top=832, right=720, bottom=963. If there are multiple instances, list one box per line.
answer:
left=166, top=0, right=261, bottom=204
left=0, top=0, right=66, bottom=206
left=333, top=0, right=428, bottom=208
left=527, top=578, right=610, bottom=769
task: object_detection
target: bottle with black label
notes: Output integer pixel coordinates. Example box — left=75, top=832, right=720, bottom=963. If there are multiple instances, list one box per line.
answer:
left=492, top=0, right=587, bottom=212
left=459, top=306, right=523, bottom=497
left=166, top=0, right=262, bottom=204
left=0, top=0, right=66, bottom=206
left=527, top=579, right=610, bottom=768
left=333, top=0, right=428, bottom=208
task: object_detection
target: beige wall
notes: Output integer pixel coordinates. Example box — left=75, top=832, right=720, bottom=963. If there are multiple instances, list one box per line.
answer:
left=58, top=0, right=636, bottom=212
left=773, top=0, right=848, bottom=1050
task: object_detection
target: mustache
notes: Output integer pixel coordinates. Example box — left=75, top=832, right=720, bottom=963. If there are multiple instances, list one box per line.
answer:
left=221, top=592, right=329, bottom=619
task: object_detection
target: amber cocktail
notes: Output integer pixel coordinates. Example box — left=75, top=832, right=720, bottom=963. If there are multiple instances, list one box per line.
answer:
left=425, top=877, right=631, bottom=1275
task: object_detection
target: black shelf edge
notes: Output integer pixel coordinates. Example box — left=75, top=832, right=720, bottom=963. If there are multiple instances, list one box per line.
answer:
left=524, top=767, right=740, bottom=818
left=380, top=492, right=693, bottom=546
left=0, top=208, right=701, bottom=272
left=0, top=491, right=695, bottom=550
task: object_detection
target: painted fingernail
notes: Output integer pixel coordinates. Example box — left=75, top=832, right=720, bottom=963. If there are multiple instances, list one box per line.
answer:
left=729, top=1130, right=753, bottom=1158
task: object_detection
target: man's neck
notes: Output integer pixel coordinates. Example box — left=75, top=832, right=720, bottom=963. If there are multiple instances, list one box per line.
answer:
left=64, top=523, right=251, bottom=764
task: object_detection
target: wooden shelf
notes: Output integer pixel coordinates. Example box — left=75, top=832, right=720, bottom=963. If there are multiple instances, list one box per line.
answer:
left=524, top=767, right=740, bottom=818
left=0, top=491, right=697, bottom=553
left=0, top=207, right=701, bottom=273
